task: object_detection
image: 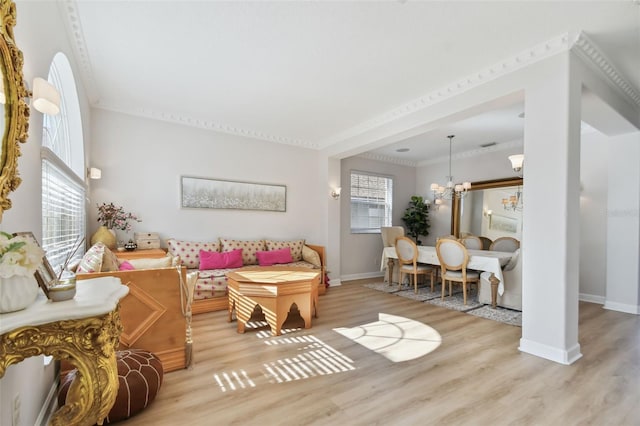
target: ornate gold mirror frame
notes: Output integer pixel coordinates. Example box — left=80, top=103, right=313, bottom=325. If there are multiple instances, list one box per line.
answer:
left=451, top=177, right=523, bottom=237
left=0, top=0, right=30, bottom=221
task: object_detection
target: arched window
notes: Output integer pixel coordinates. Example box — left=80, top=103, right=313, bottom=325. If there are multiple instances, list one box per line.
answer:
left=41, top=53, right=86, bottom=270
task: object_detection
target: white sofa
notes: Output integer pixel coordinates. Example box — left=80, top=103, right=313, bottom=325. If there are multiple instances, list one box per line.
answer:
left=479, top=248, right=522, bottom=311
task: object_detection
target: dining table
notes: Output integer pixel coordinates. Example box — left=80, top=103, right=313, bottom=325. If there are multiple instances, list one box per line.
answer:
left=381, top=246, right=513, bottom=309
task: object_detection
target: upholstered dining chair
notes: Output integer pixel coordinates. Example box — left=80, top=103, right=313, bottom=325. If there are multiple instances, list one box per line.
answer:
left=381, top=226, right=405, bottom=283
left=435, top=239, right=480, bottom=305
left=395, top=236, right=435, bottom=293
left=490, top=236, right=520, bottom=253
left=478, top=236, right=493, bottom=250
left=460, top=235, right=483, bottom=250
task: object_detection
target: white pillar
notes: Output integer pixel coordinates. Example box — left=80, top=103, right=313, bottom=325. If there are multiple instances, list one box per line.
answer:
left=604, top=132, right=640, bottom=313
left=519, top=53, right=582, bottom=364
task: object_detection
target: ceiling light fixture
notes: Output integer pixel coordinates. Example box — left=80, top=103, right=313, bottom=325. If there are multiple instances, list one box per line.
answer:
left=430, top=135, right=471, bottom=202
left=503, top=154, right=524, bottom=211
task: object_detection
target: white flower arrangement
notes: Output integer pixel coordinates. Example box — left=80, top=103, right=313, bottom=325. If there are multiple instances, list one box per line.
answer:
left=0, top=232, right=45, bottom=279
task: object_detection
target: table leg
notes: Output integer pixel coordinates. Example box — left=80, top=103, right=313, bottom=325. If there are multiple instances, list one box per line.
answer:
left=387, top=257, right=395, bottom=286
left=489, top=273, right=500, bottom=309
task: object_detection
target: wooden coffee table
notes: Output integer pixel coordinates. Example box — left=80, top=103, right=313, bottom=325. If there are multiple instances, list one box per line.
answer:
left=226, top=266, right=321, bottom=336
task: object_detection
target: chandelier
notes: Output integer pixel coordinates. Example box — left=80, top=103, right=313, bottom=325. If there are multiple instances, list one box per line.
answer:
left=430, top=135, right=471, bottom=202
left=502, top=186, right=523, bottom=211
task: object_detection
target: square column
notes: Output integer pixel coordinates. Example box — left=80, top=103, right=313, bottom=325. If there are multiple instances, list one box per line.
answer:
left=519, top=53, right=582, bottom=364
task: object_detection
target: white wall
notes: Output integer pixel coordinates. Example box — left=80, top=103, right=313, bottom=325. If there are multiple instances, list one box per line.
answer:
left=0, top=1, right=93, bottom=425
left=339, top=156, right=415, bottom=280
left=89, top=109, right=327, bottom=248
left=579, top=130, right=609, bottom=302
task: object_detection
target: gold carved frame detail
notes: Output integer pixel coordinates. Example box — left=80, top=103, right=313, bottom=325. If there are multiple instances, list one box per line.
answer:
left=0, top=0, right=30, bottom=221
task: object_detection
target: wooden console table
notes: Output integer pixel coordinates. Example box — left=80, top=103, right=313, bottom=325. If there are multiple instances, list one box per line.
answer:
left=227, top=267, right=320, bottom=336
left=0, top=277, right=129, bottom=426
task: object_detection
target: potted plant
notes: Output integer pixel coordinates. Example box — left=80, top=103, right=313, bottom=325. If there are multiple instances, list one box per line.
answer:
left=401, top=196, right=430, bottom=245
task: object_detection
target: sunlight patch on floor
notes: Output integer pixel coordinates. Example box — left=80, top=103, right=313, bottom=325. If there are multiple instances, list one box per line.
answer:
left=212, top=335, right=354, bottom=392
left=333, top=313, right=442, bottom=362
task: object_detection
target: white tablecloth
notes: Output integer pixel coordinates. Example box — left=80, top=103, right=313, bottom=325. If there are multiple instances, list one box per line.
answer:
left=381, top=246, right=513, bottom=295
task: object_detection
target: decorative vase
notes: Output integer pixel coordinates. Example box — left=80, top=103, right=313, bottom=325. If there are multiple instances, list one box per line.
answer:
left=0, top=275, right=39, bottom=313
left=91, top=225, right=117, bottom=249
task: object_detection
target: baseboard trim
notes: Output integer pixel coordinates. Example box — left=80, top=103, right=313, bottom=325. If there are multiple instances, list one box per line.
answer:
left=328, top=278, right=342, bottom=287
left=603, top=301, right=640, bottom=314
left=519, top=338, right=582, bottom=365
left=579, top=293, right=605, bottom=304
left=340, top=272, right=384, bottom=282
left=37, top=376, right=59, bottom=426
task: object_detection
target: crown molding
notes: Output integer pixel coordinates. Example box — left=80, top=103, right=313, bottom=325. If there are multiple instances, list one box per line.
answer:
left=318, top=33, right=574, bottom=149
left=418, top=139, right=523, bottom=167
left=94, top=102, right=319, bottom=149
left=571, top=32, right=640, bottom=107
left=60, top=1, right=638, bottom=150
left=356, top=152, right=419, bottom=167
left=320, top=31, right=639, bottom=149
left=59, top=0, right=99, bottom=104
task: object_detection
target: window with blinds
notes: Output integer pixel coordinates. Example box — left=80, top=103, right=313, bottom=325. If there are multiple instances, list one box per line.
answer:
left=42, top=154, right=85, bottom=268
left=41, top=53, right=86, bottom=272
left=350, top=171, right=393, bottom=234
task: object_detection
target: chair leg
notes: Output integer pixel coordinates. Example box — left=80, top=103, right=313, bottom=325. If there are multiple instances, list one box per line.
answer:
left=413, top=273, right=418, bottom=293
left=430, top=270, right=434, bottom=292
left=441, top=279, right=446, bottom=300
left=462, top=281, right=467, bottom=305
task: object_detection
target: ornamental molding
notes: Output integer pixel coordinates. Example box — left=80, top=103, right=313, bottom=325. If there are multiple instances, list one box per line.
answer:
left=60, top=0, right=639, bottom=149
left=94, top=102, right=319, bottom=149
left=571, top=32, right=640, bottom=107
left=356, top=152, right=419, bottom=167
left=418, top=139, right=523, bottom=167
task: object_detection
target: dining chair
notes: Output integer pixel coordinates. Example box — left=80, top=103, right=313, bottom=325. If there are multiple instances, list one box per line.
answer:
left=395, top=236, right=435, bottom=293
left=435, top=239, right=480, bottom=305
left=437, top=235, right=457, bottom=241
left=460, top=235, right=483, bottom=250
left=478, top=236, right=493, bottom=250
left=381, top=226, right=405, bottom=283
left=490, top=236, right=520, bottom=253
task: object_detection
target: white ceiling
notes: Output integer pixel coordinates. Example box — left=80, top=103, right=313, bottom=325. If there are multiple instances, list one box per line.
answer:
left=63, top=1, right=640, bottom=163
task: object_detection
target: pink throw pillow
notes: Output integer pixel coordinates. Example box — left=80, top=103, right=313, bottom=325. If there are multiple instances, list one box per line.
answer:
left=256, top=247, right=293, bottom=266
left=119, top=261, right=135, bottom=271
left=199, top=249, right=243, bottom=270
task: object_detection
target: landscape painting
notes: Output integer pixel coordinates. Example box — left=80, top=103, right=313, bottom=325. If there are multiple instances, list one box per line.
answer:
left=181, top=176, right=286, bottom=212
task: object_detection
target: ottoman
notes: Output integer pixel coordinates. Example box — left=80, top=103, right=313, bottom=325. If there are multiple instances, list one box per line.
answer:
left=59, top=349, right=164, bottom=423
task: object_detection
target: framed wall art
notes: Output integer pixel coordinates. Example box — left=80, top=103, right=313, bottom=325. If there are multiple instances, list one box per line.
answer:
left=181, top=176, right=286, bottom=212
left=489, top=214, right=518, bottom=234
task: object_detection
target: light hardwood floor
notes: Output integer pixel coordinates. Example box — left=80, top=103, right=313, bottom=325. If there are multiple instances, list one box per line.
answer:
left=123, top=279, right=639, bottom=425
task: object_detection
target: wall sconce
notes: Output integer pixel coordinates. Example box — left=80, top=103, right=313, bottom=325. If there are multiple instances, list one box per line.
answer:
left=330, top=187, right=342, bottom=200
left=508, top=154, right=524, bottom=176
left=87, top=167, right=102, bottom=180
left=0, top=75, right=60, bottom=115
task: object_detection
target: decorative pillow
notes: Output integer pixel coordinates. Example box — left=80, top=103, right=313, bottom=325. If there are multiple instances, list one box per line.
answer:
left=76, top=242, right=106, bottom=273
left=256, top=247, right=293, bottom=266
left=101, top=246, right=120, bottom=272
left=126, top=255, right=173, bottom=270
left=166, top=239, right=220, bottom=269
left=199, top=249, right=243, bottom=270
left=220, top=239, right=265, bottom=265
left=302, top=245, right=322, bottom=268
left=119, top=261, right=135, bottom=271
left=265, top=239, right=305, bottom=261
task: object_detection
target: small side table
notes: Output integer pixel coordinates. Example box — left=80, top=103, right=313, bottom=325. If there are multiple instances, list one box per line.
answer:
left=0, top=277, right=129, bottom=426
left=115, top=248, right=166, bottom=261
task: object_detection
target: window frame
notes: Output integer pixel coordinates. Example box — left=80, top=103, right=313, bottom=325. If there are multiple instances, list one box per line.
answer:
left=349, top=170, right=394, bottom=234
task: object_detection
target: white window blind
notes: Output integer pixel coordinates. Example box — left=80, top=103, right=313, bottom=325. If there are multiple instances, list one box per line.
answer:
left=42, top=152, right=85, bottom=270
left=350, top=171, right=393, bottom=234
